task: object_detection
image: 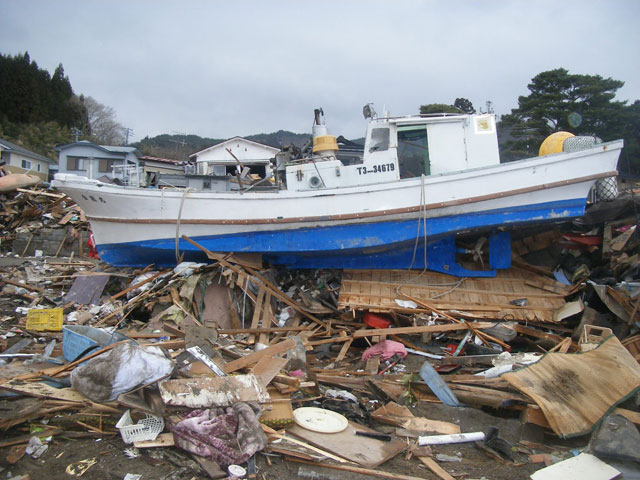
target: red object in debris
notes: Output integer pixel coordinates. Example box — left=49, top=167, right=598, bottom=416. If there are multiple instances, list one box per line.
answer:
left=561, top=234, right=602, bottom=246
left=444, top=344, right=465, bottom=355
left=87, top=233, right=99, bottom=259
left=363, top=312, right=392, bottom=329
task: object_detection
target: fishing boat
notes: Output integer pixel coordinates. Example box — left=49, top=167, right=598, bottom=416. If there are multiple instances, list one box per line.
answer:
left=52, top=107, right=623, bottom=275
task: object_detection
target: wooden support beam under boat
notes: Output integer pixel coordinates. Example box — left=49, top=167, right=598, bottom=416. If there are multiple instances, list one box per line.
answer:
left=181, top=235, right=329, bottom=330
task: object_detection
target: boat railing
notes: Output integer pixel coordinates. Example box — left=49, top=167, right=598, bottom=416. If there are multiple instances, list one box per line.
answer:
left=111, top=164, right=141, bottom=187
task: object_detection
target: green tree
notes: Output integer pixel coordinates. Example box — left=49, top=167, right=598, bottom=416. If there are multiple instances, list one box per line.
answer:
left=419, top=103, right=463, bottom=115
left=454, top=98, right=476, bottom=114
left=420, top=98, right=476, bottom=115
left=500, top=68, right=638, bottom=169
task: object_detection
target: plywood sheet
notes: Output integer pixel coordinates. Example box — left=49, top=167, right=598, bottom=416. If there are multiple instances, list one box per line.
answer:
left=503, top=335, right=640, bottom=437
left=0, top=379, right=90, bottom=403
left=287, top=419, right=405, bottom=468
left=338, top=268, right=567, bottom=322
left=158, top=374, right=270, bottom=408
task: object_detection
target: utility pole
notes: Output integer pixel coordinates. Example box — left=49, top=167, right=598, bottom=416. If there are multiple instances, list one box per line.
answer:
left=124, top=128, right=134, bottom=146
left=169, top=132, right=187, bottom=156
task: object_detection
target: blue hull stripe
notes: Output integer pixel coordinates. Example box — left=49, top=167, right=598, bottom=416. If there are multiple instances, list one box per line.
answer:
left=97, top=198, right=585, bottom=267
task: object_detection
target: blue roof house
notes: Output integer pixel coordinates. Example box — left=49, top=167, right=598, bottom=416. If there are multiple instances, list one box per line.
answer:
left=55, top=140, right=142, bottom=185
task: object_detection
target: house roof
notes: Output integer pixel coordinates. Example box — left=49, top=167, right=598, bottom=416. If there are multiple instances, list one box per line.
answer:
left=189, top=136, right=280, bottom=159
left=139, top=155, right=184, bottom=165
left=55, top=140, right=141, bottom=157
left=0, top=137, right=55, bottom=164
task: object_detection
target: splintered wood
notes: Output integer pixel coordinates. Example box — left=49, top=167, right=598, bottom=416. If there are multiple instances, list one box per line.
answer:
left=338, top=268, right=569, bottom=323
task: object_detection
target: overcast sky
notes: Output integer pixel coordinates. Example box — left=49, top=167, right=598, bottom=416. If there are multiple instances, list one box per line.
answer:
left=2, top=0, right=639, bottom=141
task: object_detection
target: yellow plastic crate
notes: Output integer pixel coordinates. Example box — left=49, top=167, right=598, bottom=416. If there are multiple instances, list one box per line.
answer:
left=26, top=308, right=63, bottom=331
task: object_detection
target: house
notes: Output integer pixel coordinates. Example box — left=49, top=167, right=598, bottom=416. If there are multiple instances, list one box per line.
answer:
left=139, top=155, right=186, bottom=188
left=189, top=137, right=280, bottom=178
left=0, top=138, right=56, bottom=181
left=55, top=140, right=142, bottom=185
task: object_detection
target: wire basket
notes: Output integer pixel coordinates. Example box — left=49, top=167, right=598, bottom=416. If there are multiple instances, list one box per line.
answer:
left=116, top=410, right=164, bottom=444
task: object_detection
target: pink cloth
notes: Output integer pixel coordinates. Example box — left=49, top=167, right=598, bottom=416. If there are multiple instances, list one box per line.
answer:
left=362, top=340, right=407, bottom=361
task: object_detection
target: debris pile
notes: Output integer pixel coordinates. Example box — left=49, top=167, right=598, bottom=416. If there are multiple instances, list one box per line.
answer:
left=1, top=186, right=92, bottom=259
left=0, top=192, right=639, bottom=480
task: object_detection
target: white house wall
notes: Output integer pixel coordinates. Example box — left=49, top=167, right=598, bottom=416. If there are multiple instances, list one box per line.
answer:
left=3, top=151, right=50, bottom=180
left=195, top=139, right=279, bottom=165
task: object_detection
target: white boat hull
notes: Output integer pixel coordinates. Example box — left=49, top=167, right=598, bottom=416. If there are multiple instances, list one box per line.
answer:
left=52, top=140, right=622, bottom=270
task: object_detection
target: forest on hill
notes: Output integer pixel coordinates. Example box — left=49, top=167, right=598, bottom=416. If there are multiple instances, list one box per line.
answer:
left=133, top=130, right=314, bottom=161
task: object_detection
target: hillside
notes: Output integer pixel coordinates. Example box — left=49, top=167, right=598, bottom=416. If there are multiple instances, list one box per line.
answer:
left=133, top=130, right=313, bottom=161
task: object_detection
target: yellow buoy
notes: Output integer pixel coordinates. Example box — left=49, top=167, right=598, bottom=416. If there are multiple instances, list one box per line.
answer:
left=539, top=131, right=574, bottom=156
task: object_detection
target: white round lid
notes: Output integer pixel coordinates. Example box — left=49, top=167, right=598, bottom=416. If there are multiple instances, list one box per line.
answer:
left=227, top=464, right=246, bottom=477
left=293, top=407, right=349, bottom=433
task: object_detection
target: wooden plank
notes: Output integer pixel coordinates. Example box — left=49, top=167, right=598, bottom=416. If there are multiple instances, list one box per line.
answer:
left=249, top=288, right=265, bottom=343
left=525, top=278, right=571, bottom=296
left=287, top=420, right=405, bottom=468
left=218, top=326, right=311, bottom=334
left=614, top=407, right=640, bottom=426
left=305, top=336, right=353, bottom=346
left=513, top=324, right=564, bottom=344
left=258, top=292, right=273, bottom=345
left=288, top=457, right=427, bottom=480
left=0, top=380, right=120, bottom=413
left=250, top=356, right=288, bottom=388
left=110, top=269, right=170, bottom=301
left=223, top=338, right=296, bottom=374
left=191, top=454, right=227, bottom=479
left=418, top=456, right=456, bottom=480
left=503, top=335, right=640, bottom=437
left=365, top=356, right=380, bottom=375
left=335, top=339, right=353, bottom=362
left=353, top=322, right=494, bottom=338
left=158, top=374, right=270, bottom=408
left=371, top=402, right=460, bottom=435
left=134, top=432, right=175, bottom=448
left=260, top=388, right=294, bottom=428
left=339, top=268, right=564, bottom=323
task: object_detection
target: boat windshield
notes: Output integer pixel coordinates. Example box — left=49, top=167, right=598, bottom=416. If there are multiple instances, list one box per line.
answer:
left=398, top=125, right=430, bottom=178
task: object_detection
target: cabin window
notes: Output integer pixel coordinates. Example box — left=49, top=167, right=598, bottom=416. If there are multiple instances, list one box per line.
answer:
left=397, top=125, right=430, bottom=178
left=369, top=128, right=390, bottom=153
left=21, top=159, right=32, bottom=169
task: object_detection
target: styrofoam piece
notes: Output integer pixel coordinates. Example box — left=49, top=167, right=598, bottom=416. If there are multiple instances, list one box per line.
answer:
left=530, top=453, right=620, bottom=480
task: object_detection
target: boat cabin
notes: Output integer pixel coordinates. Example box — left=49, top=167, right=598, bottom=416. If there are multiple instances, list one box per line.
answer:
left=285, top=112, right=500, bottom=191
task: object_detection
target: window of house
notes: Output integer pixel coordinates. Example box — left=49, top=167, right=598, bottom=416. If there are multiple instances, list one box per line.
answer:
left=369, top=128, right=390, bottom=153
left=99, top=158, right=115, bottom=173
left=21, top=159, right=32, bottom=169
left=37, top=163, right=41, bottom=172
left=67, top=157, right=85, bottom=171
